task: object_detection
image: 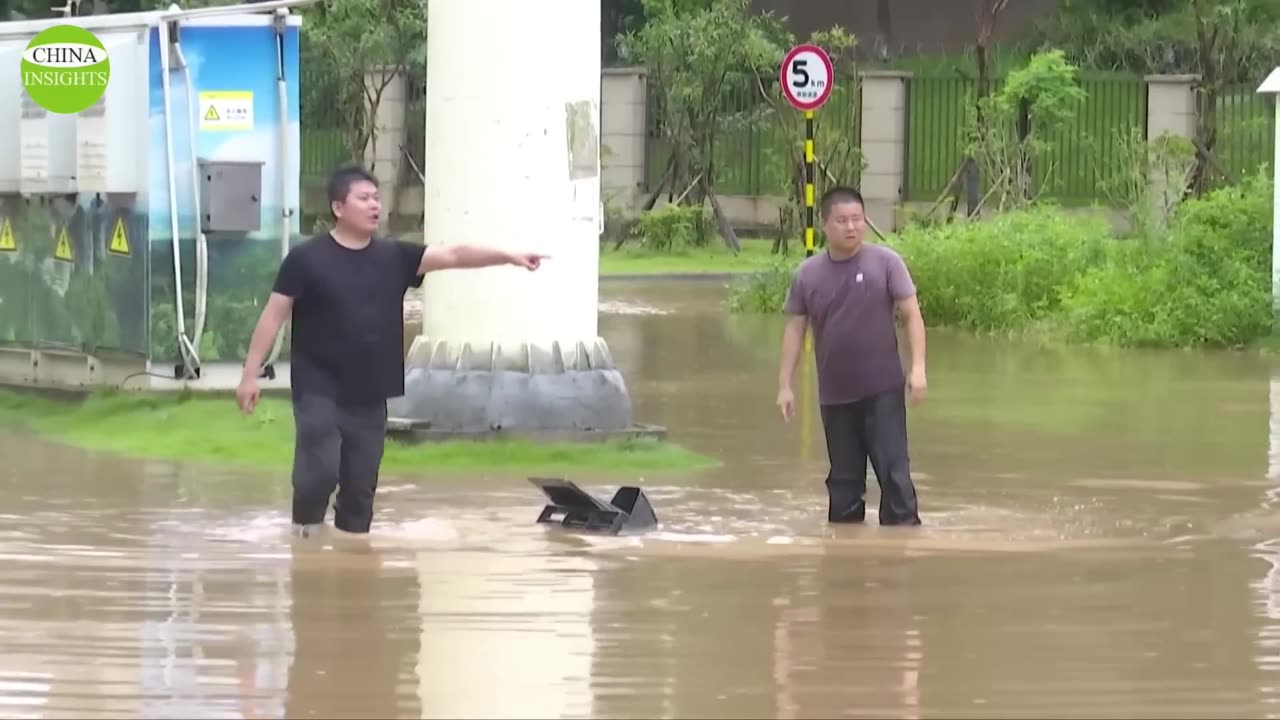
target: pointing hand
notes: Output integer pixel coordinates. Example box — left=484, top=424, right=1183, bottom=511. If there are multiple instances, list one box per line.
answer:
left=509, top=252, right=549, bottom=271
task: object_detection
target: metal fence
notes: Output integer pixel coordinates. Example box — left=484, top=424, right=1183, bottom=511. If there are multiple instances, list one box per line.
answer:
left=294, top=64, right=1275, bottom=205
left=297, top=63, right=427, bottom=189
left=903, top=75, right=974, bottom=203
left=403, top=69, right=426, bottom=180
left=298, top=63, right=350, bottom=185
left=643, top=77, right=863, bottom=198
left=635, top=72, right=1275, bottom=205
left=904, top=73, right=1150, bottom=204
left=1200, top=84, right=1277, bottom=187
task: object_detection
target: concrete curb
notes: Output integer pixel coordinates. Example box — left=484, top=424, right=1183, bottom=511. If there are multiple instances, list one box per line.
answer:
left=386, top=419, right=669, bottom=445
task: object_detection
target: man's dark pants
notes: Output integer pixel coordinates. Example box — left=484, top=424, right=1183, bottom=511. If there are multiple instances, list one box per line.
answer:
left=290, top=393, right=388, bottom=533
left=819, top=386, right=921, bottom=526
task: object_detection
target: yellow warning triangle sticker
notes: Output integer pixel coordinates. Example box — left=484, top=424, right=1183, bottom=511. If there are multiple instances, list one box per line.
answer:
left=204, top=105, right=220, bottom=121
left=0, top=219, right=14, bottom=252
left=109, top=217, right=130, bottom=256
left=54, top=227, right=72, bottom=261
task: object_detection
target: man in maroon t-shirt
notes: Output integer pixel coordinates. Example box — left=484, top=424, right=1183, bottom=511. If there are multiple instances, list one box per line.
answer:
left=776, top=186, right=927, bottom=526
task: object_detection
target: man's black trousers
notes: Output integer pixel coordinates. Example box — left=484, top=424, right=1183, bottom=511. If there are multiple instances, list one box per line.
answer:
left=819, top=387, right=922, bottom=526
left=290, top=393, right=388, bottom=533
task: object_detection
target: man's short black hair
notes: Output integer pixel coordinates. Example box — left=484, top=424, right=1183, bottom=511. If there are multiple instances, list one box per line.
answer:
left=327, top=165, right=379, bottom=218
left=820, top=186, right=864, bottom=220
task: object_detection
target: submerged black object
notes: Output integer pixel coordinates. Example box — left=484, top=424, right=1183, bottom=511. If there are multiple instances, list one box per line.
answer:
left=529, top=477, right=659, bottom=535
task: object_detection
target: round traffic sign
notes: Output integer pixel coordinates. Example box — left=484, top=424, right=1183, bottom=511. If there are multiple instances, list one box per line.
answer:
left=780, top=44, right=834, bottom=111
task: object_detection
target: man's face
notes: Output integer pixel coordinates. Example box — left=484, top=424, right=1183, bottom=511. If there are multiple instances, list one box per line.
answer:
left=822, top=199, right=865, bottom=251
left=332, top=180, right=381, bottom=234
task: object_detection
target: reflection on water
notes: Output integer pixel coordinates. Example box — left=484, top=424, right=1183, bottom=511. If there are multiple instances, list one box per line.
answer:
left=4, top=277, right=1280, bottom=718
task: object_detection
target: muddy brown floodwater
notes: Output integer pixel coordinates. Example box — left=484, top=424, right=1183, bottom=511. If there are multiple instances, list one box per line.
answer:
left=5, top=277, right=1280, bottom=719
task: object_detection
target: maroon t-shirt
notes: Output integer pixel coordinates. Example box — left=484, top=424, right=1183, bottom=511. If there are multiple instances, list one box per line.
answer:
left=783, top=243, right=917, bottom=405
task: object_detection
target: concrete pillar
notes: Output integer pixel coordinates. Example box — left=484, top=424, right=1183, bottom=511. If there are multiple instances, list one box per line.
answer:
left=858, top=70, right=910, bottom=233
left=362, top=65, right=407, bottom=220
left=601, top=67, right=647, bottom=211
left=1146, top=74, right=1199, bottom=139
left=1144, top=74, right=1199, bottom=228
left=389, top=0, right=634, bottom=434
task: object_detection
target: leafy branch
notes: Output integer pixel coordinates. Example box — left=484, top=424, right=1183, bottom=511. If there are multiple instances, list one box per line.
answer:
left=618, top=0, right=789, bottom=253
left=302, top=0, right=426, bottom=172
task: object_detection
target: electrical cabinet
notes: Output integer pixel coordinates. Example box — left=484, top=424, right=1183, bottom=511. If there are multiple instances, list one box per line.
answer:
left=20, top=95, right=77, bottom=195
left=77, top=29, right=147, bottom=194
left=0, top=43, right=20, bottom=193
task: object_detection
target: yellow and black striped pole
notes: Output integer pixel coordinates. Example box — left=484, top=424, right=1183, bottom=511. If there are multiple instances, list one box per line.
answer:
left=803, top=109, right=816, bottom=357
left=804, top=109, right=815, bottom=257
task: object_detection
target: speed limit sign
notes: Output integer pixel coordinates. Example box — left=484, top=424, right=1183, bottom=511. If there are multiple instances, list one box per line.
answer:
left=780, top=44, right=834, bottom=111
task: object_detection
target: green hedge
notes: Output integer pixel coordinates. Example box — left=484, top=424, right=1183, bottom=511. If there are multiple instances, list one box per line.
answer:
left=726, top=171, right=1276, bottom=349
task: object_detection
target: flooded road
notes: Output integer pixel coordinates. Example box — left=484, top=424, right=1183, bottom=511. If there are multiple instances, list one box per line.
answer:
left=5, top=277, right=1280, bottom=718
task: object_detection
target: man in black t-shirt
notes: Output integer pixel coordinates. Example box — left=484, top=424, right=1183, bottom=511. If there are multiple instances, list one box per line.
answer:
left=235, top=165, right=547, bottom=537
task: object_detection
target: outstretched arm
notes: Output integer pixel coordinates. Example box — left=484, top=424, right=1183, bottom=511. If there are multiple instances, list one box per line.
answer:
left=418, top=244, right=546, bottom=274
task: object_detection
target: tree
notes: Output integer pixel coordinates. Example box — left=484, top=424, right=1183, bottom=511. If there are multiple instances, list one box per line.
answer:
left=1039, top=0, right=1280, bottom=195
left=1186, top=0, right=1280, bottom=193
left=300, top=0, right=425, bottom=178
left=873, top=0, right=893, bottom=62
left=1059, top=0, right=1180, bottom=19
left=963, top=0, right=1010, bottom=215
left=971, top=50, right=1086, bottom=211
left=618, top=0, right=788, bottom=252
left=602, top=0, right=646, bottom=65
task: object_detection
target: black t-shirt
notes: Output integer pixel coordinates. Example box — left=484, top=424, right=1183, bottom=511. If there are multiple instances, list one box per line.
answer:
left=271, top=232, right=427, bottom=405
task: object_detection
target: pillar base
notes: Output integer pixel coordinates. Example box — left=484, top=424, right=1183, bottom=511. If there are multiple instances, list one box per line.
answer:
left=387, top=336, right=636, bottom=436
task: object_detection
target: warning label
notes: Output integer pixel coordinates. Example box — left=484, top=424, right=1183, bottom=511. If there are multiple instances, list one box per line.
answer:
left=0, top=218, right=14, bottom=252
left=109, top=217, right=130, bottom=256
left=54, top=226, right=72, bottom=262
left=199, top=91, right=253, bottom=132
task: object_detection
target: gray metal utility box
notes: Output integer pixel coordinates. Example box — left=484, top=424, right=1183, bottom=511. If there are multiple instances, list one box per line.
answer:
left=198, top=159, right=263, bottom=233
